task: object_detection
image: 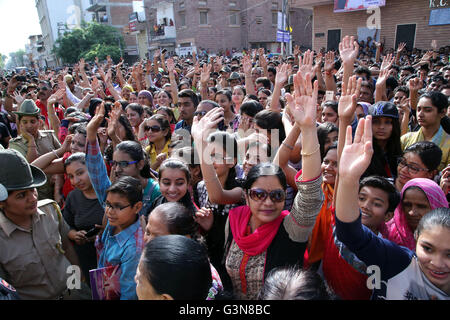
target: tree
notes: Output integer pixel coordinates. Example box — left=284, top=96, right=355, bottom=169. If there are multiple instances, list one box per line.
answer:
left=54, top=22, right=124, bottom=64
left=0, top=54, right=7, bottom=69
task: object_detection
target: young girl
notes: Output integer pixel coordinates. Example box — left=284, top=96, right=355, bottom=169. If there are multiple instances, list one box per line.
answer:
left=215, top=89, right=239, bottom=132
left=96, top=176, right=145, bottom=300
left=143, top=159, right=197, bottom=218
left=380, top=177, right=448, bottom=251
left=143, top=114, right=171, bottom=171
left=231, top=85, right=246, bottom=115
left=395, top=141, right=442, bottom=192
left=363, top=101, right=402, bottom=179
left=335, top=117, right=449, bottom=299
left=125, top=103, right=145, bottom=136
left=63, top=153, right=104, bottom=283
left=156, top=106, right=177, bottom=133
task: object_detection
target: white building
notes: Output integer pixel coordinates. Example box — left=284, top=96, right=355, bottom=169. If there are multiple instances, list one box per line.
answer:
left=35, top=0, right=95, bottom=68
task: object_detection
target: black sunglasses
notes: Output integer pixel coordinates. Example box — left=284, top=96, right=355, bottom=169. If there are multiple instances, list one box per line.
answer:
left=144, top=125, right=162, bottom=132
left=248, top=188, right=286, bottom=203
left=194, top=110, right=207, bottom=117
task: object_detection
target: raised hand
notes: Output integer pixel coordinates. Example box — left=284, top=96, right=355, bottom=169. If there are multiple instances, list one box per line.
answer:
left=61, top=134, right=73, bottom=154
left=339, top=116, right=373, bottom=181
left=275, top=63, right=289, bottom=86
left=106, top=102, right=121, bottom=139
left=324, top=51, right=335, bottom=73
left=376, top=68, right=390, bottom=86
left=298, top=50, right=314, bottom=80
left=409, top=77, right=422, bottom=91
left=13, top=91, right=24, bottom=105
left=339, top=75, right=362, bottom=119
left=243, top=55, right=252, bottom=75
left=195, top=207, right=214, bottom=232
left=191, top=107, right=224, bottom=143
left=87, top=102, right=105, bottom=142
left=284, top=71, right=318, bottom=129
left=293, top=45, right=301, bottom=57
left=397, top=42, right=406, bottom=54
left=166, top=58, right=175, bottom=73
left=380, top=53, right=395, bottom=72
left=339, top=35, right=359, bottom=66
left=200, top=62, right=212, bottom=84
left=314, top=52, right=323, bottom=74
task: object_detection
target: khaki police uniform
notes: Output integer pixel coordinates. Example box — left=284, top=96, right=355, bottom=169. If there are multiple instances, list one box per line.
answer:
left=0, top=199, right=76, bottom=299
left=9, top=131, right=62, bottom=200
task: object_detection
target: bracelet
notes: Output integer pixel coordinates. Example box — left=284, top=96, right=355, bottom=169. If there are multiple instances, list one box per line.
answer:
left=52, top=150, right=60, bottom=159
left=301, top=144, right=320, bottom=157
left=282, top=142, right=294, bottom=150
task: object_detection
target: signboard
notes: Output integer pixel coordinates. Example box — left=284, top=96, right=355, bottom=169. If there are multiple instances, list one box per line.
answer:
left=277, top=12, right=290, bottom=43
left=276, top=30, right=291, bottom=43
left=429, top=8, right=450, bottom=25
left=334, top=0, right=386, bottom=13
left=129, top=12, right=138, bottom=32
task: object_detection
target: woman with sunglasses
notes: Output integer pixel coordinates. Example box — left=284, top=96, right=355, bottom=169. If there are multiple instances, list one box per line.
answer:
left=395, top=141, right=443, bottom=192
left=86, top=103, right=161, bottom=218
left=193, top=72, right=324, bottom=299
left=142, top=114, right=171, bottom=171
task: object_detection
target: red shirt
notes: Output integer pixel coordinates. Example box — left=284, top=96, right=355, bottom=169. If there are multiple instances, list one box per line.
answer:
left=36, top=100, right=65, bottom=127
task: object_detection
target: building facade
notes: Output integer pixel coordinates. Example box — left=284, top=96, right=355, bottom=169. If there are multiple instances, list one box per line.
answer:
left=35, top=0, right=95, bottom=67
left=291, top=0, right=450, bottom=52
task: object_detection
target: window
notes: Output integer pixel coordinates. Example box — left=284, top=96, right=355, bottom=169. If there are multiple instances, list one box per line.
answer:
left=200, top=11, right=208, bottom=25
left=179, top=1, right=184, bottom=9
left=272, top=2, right=278, bottom=9
left=230, top=13, right=238, bottom=25
left=199, top=0, right=207, bottom=5
left=272, top=12, right=277, bottom=25
left=179, top=13, right=186, bottom=26
left=229, top=1, right=236, bottom=7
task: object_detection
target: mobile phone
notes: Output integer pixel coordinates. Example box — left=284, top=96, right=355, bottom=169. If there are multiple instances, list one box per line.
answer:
left=161, top=48, right=167, bottom=54
left=85, top=226, right=101, bottom=238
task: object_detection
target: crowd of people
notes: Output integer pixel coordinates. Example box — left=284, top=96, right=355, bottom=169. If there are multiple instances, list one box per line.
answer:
left=0, top=35, right=449, bottom=300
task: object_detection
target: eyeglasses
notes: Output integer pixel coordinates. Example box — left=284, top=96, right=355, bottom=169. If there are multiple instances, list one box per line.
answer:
left=248, top=188, right=286, bottom=203
left=109, top=160, right=138, bottom=168
left=211, top=153, right=233, bottom=162
left=144, top=125, right=162, bottom=132
left=397, top=157, right=429, bottom=175
left=105, top=202, right=132, bottom=211
left=194, top=110, right=207, bottom=117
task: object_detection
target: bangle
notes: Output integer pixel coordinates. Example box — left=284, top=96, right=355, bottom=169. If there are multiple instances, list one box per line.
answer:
left=301, top=144, right=320, bottom=157
left=282, top=142, right=294, bottom=150
left=52, top=150, right=60, bottom=159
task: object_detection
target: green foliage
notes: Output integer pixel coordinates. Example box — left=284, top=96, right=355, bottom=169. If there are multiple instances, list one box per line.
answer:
left=54, top=22, right=124, bottom=64
left=0, top=54, right=7, bottom=69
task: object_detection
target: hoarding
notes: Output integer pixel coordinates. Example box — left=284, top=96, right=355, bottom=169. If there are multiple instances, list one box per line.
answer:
left=334, top=0, right=386, bottom=13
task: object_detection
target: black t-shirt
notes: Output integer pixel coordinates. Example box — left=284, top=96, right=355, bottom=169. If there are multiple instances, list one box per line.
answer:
left=0, top=122, right=10, bottom=149
left=62, top=189, right=104, bottom=231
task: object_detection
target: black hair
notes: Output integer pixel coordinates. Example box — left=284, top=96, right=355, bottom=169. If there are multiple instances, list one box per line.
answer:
left=258, top=267, right=337, bottom=300
left=158, top=158, right=191, bottom=183
left=147, top=114, right=171, bottom=143
left=419, top=91, right=448, bottom=113
left=117, top=114, right=137, bottom=142
left=63, top=152, right=86, bottom=171
left=386, top=76, right=398, bottom=92
left=359, top=176, right=400, bottom=213
left=404, top=141, right=442, bottom=172
left=414, top=207, right=450, bottom=240
left=254, top=110, right=286, bottom=146
left=126, top=103, right=144, bottom=117
left=354, top=66, right=372, bottom=79
left=178, top=89, right=199, bottom=108
left=198, top=99, right=220, bottom=110
left=140, top=235, right=212, bottom=300
left=255, top=77, right=272, bottom=90
left=243, top=163, right=287, bottom=191
left=232, top=85, right=246, bottom=96
left=115, top=140, right=155, bottom=179
left=151, top=202, right=201, bottom=241
left=240, top=100, right=264, bottom=117
left=106, top=176, right=143, bottom=205
left=216, top=89, right=232, bottom=102
left=156, top=106, right=176, bottom=124
left=322, top=100, right=338, bottom=114
left=394, top=86, right=410, bottom=96
left=400, top=66, right=415, bottom=74
left=257, top=88, right=272, bottom=97
left=245, top=94, right=259, bottom=101
left=323, top=142, right=338, bottom=161
left=317, top=122, right=338, bottom=161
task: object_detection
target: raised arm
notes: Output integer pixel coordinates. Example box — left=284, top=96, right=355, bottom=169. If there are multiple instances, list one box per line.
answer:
left=166, top=58, right=179, bottom=105
left=324, top=51, right=337, bottom=93
left=199, top=62, right=212, bottom=101
left=339, top=35, right=359, bottom=89
left=270, top=63, right=289, bottom=112
left=243, top=55, right=256, bottom=96
left=191, top=108, right=244, bottom=205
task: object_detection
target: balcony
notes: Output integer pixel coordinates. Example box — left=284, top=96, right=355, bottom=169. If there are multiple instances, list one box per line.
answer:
left=150, top=25, right=176, bottom=40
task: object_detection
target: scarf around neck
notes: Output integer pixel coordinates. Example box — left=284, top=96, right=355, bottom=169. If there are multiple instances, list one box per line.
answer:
left=229, top=205, right=289, bottom=256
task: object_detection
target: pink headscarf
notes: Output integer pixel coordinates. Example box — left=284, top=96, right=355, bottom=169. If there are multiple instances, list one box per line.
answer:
left=380, top=178, right=448, bottom=251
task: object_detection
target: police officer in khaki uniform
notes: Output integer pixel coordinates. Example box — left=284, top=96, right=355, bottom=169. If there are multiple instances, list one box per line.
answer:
left=0, top=149, right=90, bottom=299
left=8, top=99, right=61, bottom=200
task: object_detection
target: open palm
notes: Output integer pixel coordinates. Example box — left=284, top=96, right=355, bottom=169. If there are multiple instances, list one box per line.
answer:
left=339, top=117, right=373, bottom=180
left=339, top=35, right=359, bottom=65
left=339, top=75, right=361, bottom=119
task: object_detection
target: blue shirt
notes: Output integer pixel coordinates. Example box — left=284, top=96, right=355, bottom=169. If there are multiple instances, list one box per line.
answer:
left=96, top=218, right=144, bottom=300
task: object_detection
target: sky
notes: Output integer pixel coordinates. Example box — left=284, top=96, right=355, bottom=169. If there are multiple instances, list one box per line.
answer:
left=0, top=0, right=42, bottom=60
